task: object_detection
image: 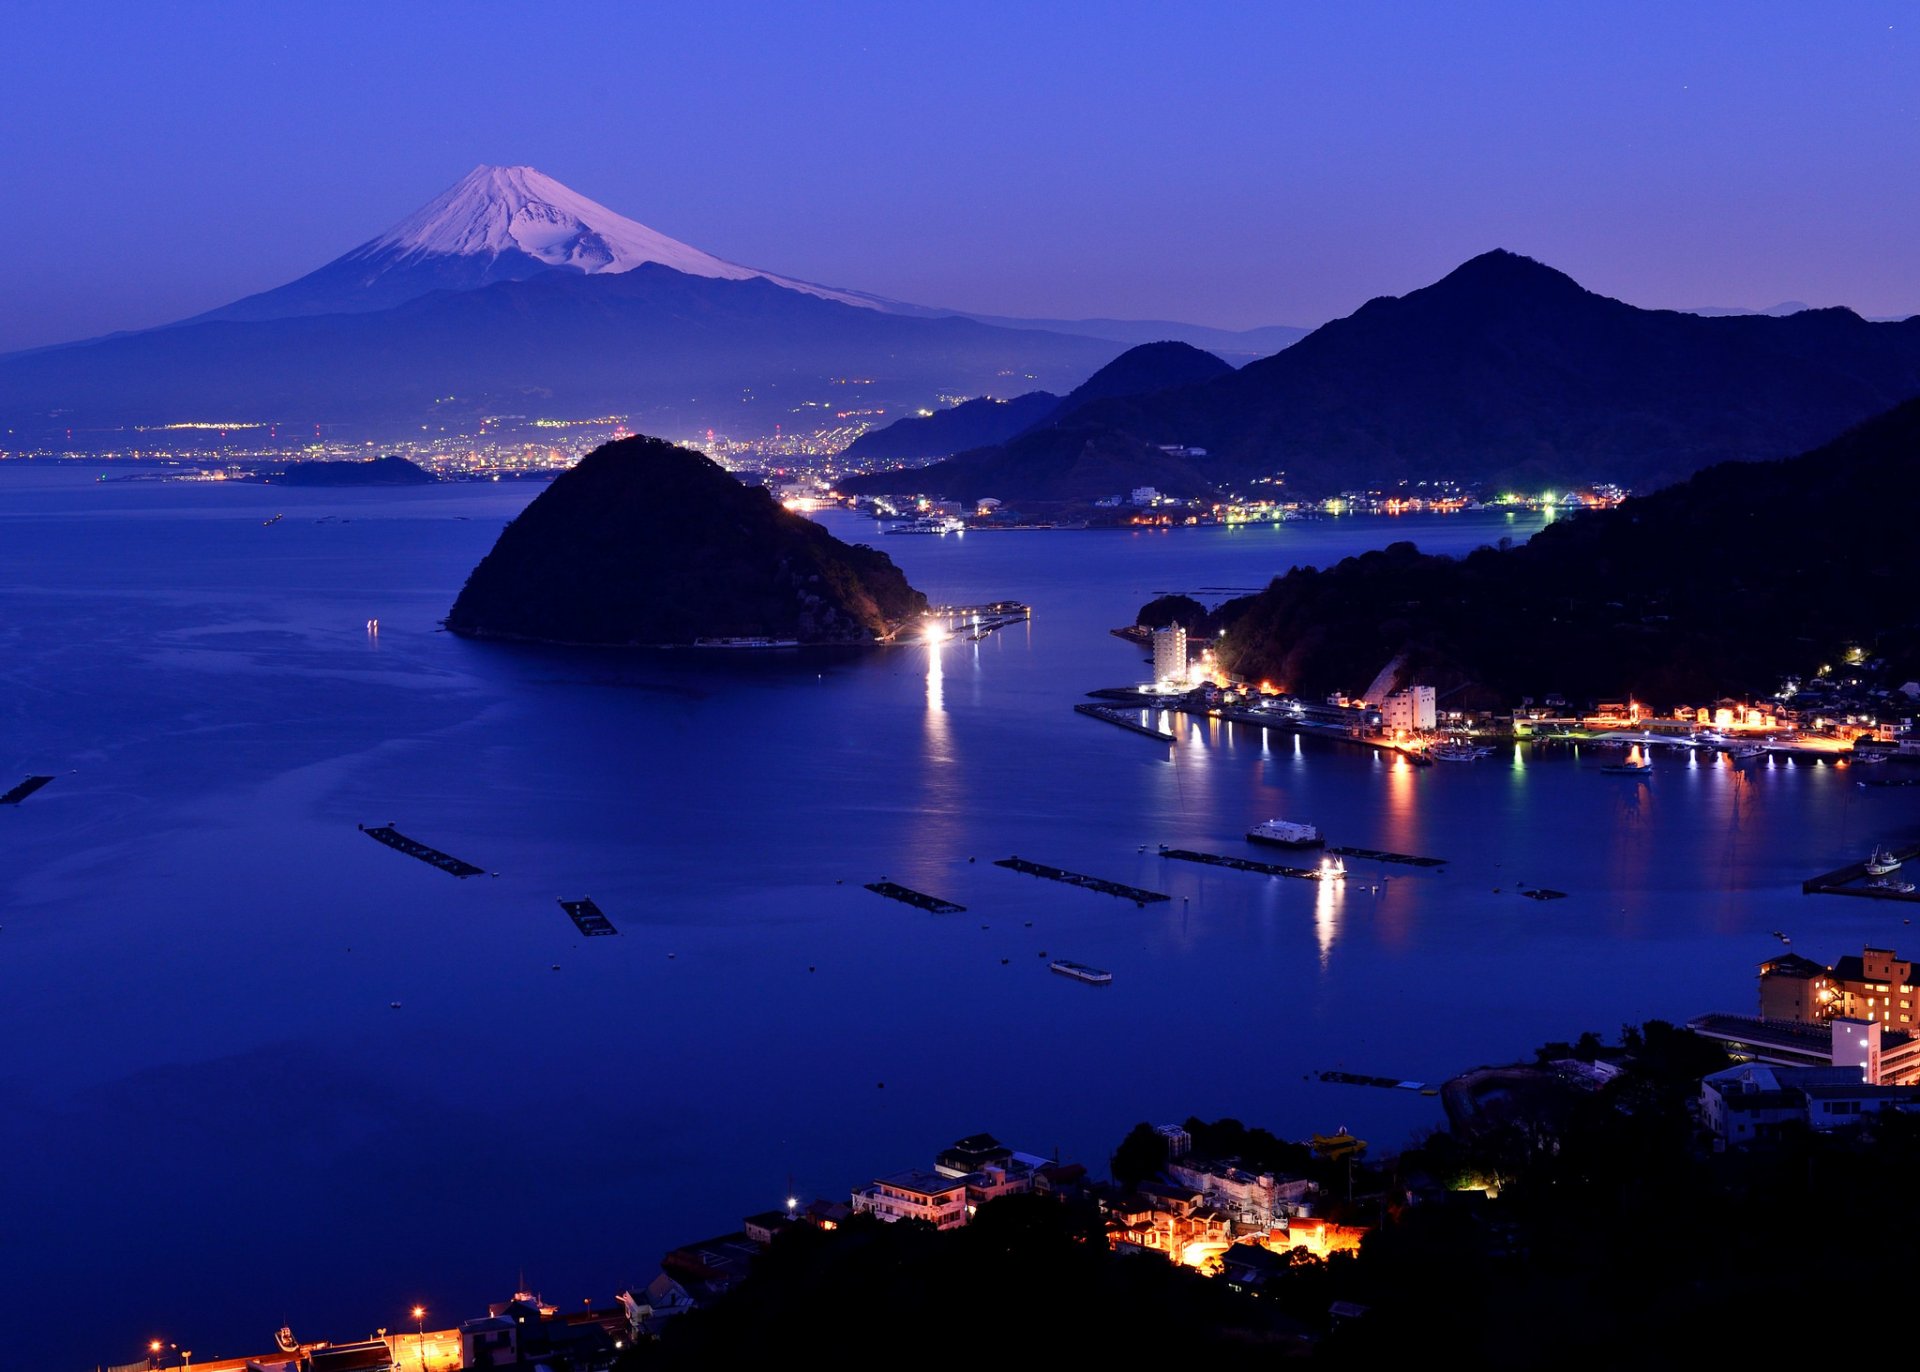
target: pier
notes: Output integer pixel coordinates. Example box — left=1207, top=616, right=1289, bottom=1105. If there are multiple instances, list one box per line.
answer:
left=1802, top=844, right=1920, bottom=902
left=1328, top=845, right=1448, bottom=867
left=1320, top=1069, right=1430, bottom=1092
left=929, top=601, right=1030, bottom=641
left=559, top=896, right=619, bottom=936
left=1161, top=848, right=1330, bottom=881
left=0, top=775, right=55, bottom=806
left=994, top=856, right=1170, bottom=905
left=359, top=824, right=485, bottom=878
left=865, top=881, right=966, bottom=914
left=1073, top=702, right=1176, bottom=743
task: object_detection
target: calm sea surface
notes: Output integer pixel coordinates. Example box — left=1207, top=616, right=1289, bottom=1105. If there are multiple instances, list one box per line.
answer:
left=2, top=465, right=1911, bottom=1366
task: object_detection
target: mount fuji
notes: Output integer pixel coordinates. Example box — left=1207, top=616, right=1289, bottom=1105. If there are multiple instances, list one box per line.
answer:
left=189, top=164, right=895, bottom=325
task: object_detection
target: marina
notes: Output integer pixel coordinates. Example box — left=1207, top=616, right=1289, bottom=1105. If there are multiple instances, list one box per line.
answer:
left=0, top=774, right=55, bottom=806
left=1160, top=848, right=1338, bottom=882
left=864, top=881, right=967, bottom=915
left=1803, top=844, right=1920, bottom=903
left=357, top=824, right=486, bottom=878
left=994, top=856, right=1171, bottom=905
left=559, top=896, right=619, bottom=936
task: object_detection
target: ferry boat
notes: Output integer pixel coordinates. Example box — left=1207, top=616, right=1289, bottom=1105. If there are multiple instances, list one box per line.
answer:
left=1600, top=758, right=1653, bottom=775
left=691, top=636, right=801, bottom=649
left=1050, top=960, right=1113, bottom=985
left=1248, top=818, right=1325, bottom=849
left=1866, top=846, right=1903, bottom=876
left=885, top=516, right=964, bottom=535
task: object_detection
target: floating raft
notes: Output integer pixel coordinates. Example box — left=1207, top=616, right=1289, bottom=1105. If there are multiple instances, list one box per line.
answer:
left=0, top=775, right=55, bottom=806
left=865, top=881, right=966, bottom=915
left=359, top=824, right=484, bottom=878
left=1521, top=887, right=1568, bottom=901
left=1161, top=848, right=1327, bottom=881
left=1073, top=702, right=1176, bottom=743
left=559, top=897, right=618, bottom=936
left=1319, top=1069, right=1428, bottom=1092
left=995, top=856, right=1170, bottom=904
left=1328, top=845, right=1447, bottom=867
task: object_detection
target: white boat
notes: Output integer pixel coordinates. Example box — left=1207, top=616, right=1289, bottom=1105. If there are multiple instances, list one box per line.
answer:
left=1248, top=818, right=1324, bottom=848
left=1729, top=746, right=1767, bottom=765
left=1050, top=960, right=1113, bottom=985
left=1430, top=741, right=1493, bottom=762
left=1866, top=846, right=1903, bottom=876
left=1866, top=876, right=1916, bottom=894
left=885, top=516, right=963, bottom=535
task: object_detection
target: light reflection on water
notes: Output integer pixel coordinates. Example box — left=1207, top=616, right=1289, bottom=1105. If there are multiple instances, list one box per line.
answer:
left=3, top=471, right=1913, bottom=1364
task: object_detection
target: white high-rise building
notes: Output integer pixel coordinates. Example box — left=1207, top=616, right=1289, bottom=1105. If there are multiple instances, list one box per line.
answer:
left=1382, top=684, right=1436, bottom=733
left=1153, top=624, right=1189, bottom=687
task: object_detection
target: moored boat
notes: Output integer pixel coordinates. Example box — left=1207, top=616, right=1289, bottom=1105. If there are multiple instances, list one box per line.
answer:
left=1050, top=960, right=1113, bottom=985
left=1248, top=818, right=1324, bottom=848
left=1601, top=758, right=1653, bottom=775
left=1866, top=845, right=1903, bottom=876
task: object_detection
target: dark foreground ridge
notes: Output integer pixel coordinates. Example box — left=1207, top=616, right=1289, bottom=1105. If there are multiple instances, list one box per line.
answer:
left=447, top=434, right=927, bottom=646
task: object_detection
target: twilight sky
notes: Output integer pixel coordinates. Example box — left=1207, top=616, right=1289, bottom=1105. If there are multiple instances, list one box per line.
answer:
left=1, top=2, right=1914, bottom=352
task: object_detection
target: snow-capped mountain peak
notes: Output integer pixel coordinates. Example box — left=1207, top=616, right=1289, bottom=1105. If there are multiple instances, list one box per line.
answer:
left=355, top=164, right=872, bottom=306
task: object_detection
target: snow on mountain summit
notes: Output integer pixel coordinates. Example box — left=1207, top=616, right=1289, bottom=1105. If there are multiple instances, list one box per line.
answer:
left=366, top=165, right=767, bottom=281
left=186, top=163, right=884, bottom=324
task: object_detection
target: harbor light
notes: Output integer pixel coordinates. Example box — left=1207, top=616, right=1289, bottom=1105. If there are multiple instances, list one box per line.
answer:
left=922, top=620, right=949, bottom=644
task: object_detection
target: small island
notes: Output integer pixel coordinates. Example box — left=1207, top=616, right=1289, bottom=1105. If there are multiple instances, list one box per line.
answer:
left=446, top=434, right=928, bottom=646
left=238, top=454, right=437, bottom=485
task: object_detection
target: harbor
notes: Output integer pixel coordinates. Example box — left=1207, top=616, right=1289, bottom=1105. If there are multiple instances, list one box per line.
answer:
left=1072, top=702, right=1177, bottom=743
left=1802, top=844, right=1920, bottom=903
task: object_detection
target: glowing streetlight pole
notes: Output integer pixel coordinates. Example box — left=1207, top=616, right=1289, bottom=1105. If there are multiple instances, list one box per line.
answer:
left=411, top=1306, right=427, bottom=1372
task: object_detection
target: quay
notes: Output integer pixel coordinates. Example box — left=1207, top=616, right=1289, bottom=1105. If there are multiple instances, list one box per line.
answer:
left=1074, top=702, right=1177, bottom=743
left=1160, top=848, right=1329, bottom=881
left=865, top=881, right=966, bottom=914
left=994, top=856, right=1170, bottom=905
left=0, top=774, right=54, bottom=805
left=929, top=601, right=1030, bottom=641
left=559, top=896, right=619, bottom=936
left=1328, top=846, right=1448, bottom=868
left=358, top=823, right=486, bottom=878
left=1802, top=843, right=1920, bottom=902
left=1320, top=1069, right=1429, bottom=1092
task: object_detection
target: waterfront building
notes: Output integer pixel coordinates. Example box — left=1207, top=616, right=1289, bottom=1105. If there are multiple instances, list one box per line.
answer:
left=1164, top=1157, right=1313, bottom=1230
left=1699, top=1062, right=1920, bottom=1148
left=1152, top=624, right=1188, bottom=687
left=1757, top=953, right=1832, bottom=1022
left=1757, top=946, right=1920, bottom=1029
left=850, top=1169, right=971, bottom=1229
left=1382, top=684, right=1436, bottom=735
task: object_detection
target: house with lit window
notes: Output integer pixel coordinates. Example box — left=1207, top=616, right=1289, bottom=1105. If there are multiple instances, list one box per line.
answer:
left=850, top=1169, right=971, bottom=1229
left=1700, top=1063, right=1920, bottom=1148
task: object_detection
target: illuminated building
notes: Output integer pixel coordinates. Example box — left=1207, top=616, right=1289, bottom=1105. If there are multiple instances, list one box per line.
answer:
left=1152, top=623, right=1188, bottom=687
left=1381, top=685, right=1436, bottom=735
left=850, top=1170, right=970, bottom=1229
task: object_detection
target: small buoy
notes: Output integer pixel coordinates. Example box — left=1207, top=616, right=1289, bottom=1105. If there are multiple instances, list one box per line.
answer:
left=1024, top=921, right=1033, bottom=927
left=809, top=965, right=816, bottom=972
left=1039, top=950, right=1048, bottom=957
left=1001, top=958, right=1009, bottom=964
left=551, top=964, right=560, bottom=971
left=968, top=857, right=976, bottom=863
left=668, top=953, right=677, bottom=959
left=389, top=1001, right=402, bottom=1009
left=877, top=1081, right=885, bottom=1088
left=981, top=924, right=989, bottom=930
left=491, top=872, right=500, bottom=878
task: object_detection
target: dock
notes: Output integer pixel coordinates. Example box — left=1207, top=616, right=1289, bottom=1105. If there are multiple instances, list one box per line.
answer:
left=1320, top=1069, right=1428, bottom=1092
left=1160, top=848, right=1329, bottom=881
left=1803, top=844, right=1920, bottom=902
left=864, top=881, right=966, bottom=915
left=994, top=856, right=1170, bottom=905
left=1328, top=845, right=1448, bottom=867
left=929, top=601, right=1030, bottom=641
left=1073, top=702, right=1176, bottom=743
left=0, top=775, right=55, bottom=806
left=559, top=897, right=619, bottom=936
left=359, top=824, right=485, bottom=878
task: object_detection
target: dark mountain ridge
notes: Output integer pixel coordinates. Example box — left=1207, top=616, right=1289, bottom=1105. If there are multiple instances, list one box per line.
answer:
left=1209, top=392, right=1920, bottom=705
left=447, top=435, right=925, bottom=646
left=1074, top=250, right=1920, bottom=495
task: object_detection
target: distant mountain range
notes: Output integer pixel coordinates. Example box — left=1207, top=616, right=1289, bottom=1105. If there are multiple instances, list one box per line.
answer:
left=1069, top=251, right=1920, bottom=495
left=854, top=250, right=1920, bottom=503
left=0, top=165, right=1301, bottom=441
